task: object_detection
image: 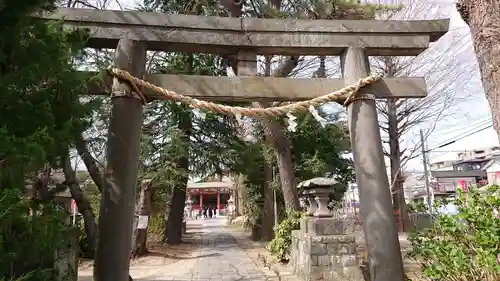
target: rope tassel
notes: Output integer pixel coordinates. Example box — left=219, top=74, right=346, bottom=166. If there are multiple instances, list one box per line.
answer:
left=286, top=112, right=298, bottom=132
left=233, top=111, right=244, bottom=127
left=308, top=105, right=328, bottom=128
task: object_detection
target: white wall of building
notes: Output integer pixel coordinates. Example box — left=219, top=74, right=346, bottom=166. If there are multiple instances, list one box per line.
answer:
left=457, top=146, right=500, bottom=161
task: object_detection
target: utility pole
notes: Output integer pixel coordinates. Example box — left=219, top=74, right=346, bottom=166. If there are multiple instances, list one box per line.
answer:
left=420, top=129, right=433, bottom=215
left=273, top=166, right=278, bottom=227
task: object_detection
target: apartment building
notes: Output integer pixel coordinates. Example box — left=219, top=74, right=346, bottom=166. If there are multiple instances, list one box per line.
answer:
left=430, top=156, right=491, bottom=194
left=407, top=146, right=500, bottom=203
left=457, top=146, right=500, bottom=161
left=430, top=160, right=455, bottom=171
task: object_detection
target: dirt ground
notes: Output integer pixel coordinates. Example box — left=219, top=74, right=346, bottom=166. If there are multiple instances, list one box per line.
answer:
left=78, top=232, right=202, bottom=281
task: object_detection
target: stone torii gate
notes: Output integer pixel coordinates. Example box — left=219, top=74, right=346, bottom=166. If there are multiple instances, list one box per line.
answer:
left=43, top=8, right=448, bottom=281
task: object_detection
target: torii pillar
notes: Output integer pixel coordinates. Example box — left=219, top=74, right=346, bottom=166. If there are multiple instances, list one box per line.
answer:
left=341, top=47, right=405, bottom=281
left=94, top=38, right=146, bottom=281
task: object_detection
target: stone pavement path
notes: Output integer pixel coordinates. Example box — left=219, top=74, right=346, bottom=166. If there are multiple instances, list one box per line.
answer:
left=78, top=217, right=278, bottom=281
left=177, top=217, right=275, bottom=281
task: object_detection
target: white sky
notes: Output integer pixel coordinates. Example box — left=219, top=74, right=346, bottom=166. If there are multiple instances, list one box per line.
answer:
left=402, top=1, right=498, bottom=171
left=94, top=0, right=498, bottom=174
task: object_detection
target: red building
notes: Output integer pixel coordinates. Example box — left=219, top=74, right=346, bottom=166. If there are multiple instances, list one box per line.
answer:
left=187, top=179, right=234, bottom=216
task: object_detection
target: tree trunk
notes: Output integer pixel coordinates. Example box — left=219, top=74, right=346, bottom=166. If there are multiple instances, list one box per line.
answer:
left=72, top=135, right=133, bottom=281
left=258, top=55, right=301, bottom=213
left=234, top=174, right=245, bottom=216
left=131, top=180, right=154, bottom=258
left=222, top=0, right=300, bottom=213
left=459, top=1, right=500, bottom=141
left=74, top=135, right=135, bottom=281
left=164, top=172, right=188, bottom=246
left=260, top=120, right=301, bottom=211
left=387, top=100, right=412, bottom=232
left=75, top=136, right=105, bottom=192
left=165, top=108, right=192, bottom=245
left=61, top=152, right=99, bottom=257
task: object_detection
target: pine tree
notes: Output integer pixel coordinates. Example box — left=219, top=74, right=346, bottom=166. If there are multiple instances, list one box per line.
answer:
left=0, top=1, right=92, bottom=279
left=139, top=0, right=243, bottom=245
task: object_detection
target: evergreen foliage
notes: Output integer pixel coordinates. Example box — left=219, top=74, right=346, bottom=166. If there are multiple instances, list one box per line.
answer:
left=0, top=189, right=72, bottom=281
left=0, top=1, right=90, bottom=280
left=0, top=0, right=91, bottom=189
left=139, top=0, right=244, bottom=243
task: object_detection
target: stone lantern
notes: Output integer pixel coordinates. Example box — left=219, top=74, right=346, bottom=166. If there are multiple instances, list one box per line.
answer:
left=251, top=198, right=264, bottom=241
left=291, top=177, right=362, bottom=281
left=298, top=177, right=343, bottom=217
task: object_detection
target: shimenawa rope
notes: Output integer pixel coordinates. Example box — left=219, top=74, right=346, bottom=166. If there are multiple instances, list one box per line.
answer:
left=107, top=68, right=382, bottom=118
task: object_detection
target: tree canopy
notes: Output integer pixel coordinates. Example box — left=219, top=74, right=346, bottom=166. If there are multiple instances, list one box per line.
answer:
left=0, top=1, right=93, bottom=280
left=0, top=0, right=92, bottom=188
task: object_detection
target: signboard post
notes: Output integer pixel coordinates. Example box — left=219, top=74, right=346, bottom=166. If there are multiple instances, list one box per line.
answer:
left=71, top=199, right=77, bottom=225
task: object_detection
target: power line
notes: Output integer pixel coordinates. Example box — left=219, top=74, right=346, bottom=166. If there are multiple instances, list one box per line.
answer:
left=426, top=123, right=493, bottom=152
left=430, top=119, right=492, bottom=143
left=411, top=123, right=494, bottom=160
left=425, top=124, right=494, bottom=161
left=430, top=149, right=497, bottom=153
left=433, top=116, right=491, bottom=136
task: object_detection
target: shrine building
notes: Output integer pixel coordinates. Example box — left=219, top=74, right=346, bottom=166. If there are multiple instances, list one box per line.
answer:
left=187, top=178, right=236, bottom=216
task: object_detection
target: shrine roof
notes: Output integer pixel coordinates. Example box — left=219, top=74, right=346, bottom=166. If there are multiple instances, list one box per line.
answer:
left=187, top=181, right=234, bottom=189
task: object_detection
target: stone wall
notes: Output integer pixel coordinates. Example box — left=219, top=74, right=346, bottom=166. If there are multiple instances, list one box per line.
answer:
left=55, top=228, right=79, bottom=281
left=409, top=213, right=432, bottom=230
left=290, top=217, right=363, bottom=281
left=182, top=221, right=187, bottom=234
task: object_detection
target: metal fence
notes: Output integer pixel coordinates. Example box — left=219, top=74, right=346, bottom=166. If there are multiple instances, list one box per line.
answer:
left=330, top=197, right=434, bottom=232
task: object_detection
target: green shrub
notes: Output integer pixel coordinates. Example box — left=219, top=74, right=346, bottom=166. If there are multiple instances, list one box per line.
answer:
left=241, top=190, right=261, bottom=230
left=267, top=210, right=303, bottom=262
left=147, top=213, right=166, bottom=241
left=77, top=220, right=92, bottom=259
left=408, top=200, right=428, bottom=213
left=408, top=185, right=500, bottom=281
left=0, top=189, right=71, bottom=281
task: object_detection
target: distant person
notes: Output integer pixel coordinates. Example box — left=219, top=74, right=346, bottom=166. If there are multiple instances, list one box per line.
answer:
left=202, top=206, right=207, bottom=219
left=208, top=207, right=213, bottom=219
left=213, top=207, right=217, bottom=218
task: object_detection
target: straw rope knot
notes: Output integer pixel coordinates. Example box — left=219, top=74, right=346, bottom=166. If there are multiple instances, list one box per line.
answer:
left=107, top=67, right=382, bottom=118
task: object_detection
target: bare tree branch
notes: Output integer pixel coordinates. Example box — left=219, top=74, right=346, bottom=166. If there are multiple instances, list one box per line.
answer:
left=374, top=0, right=474, bottom=173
